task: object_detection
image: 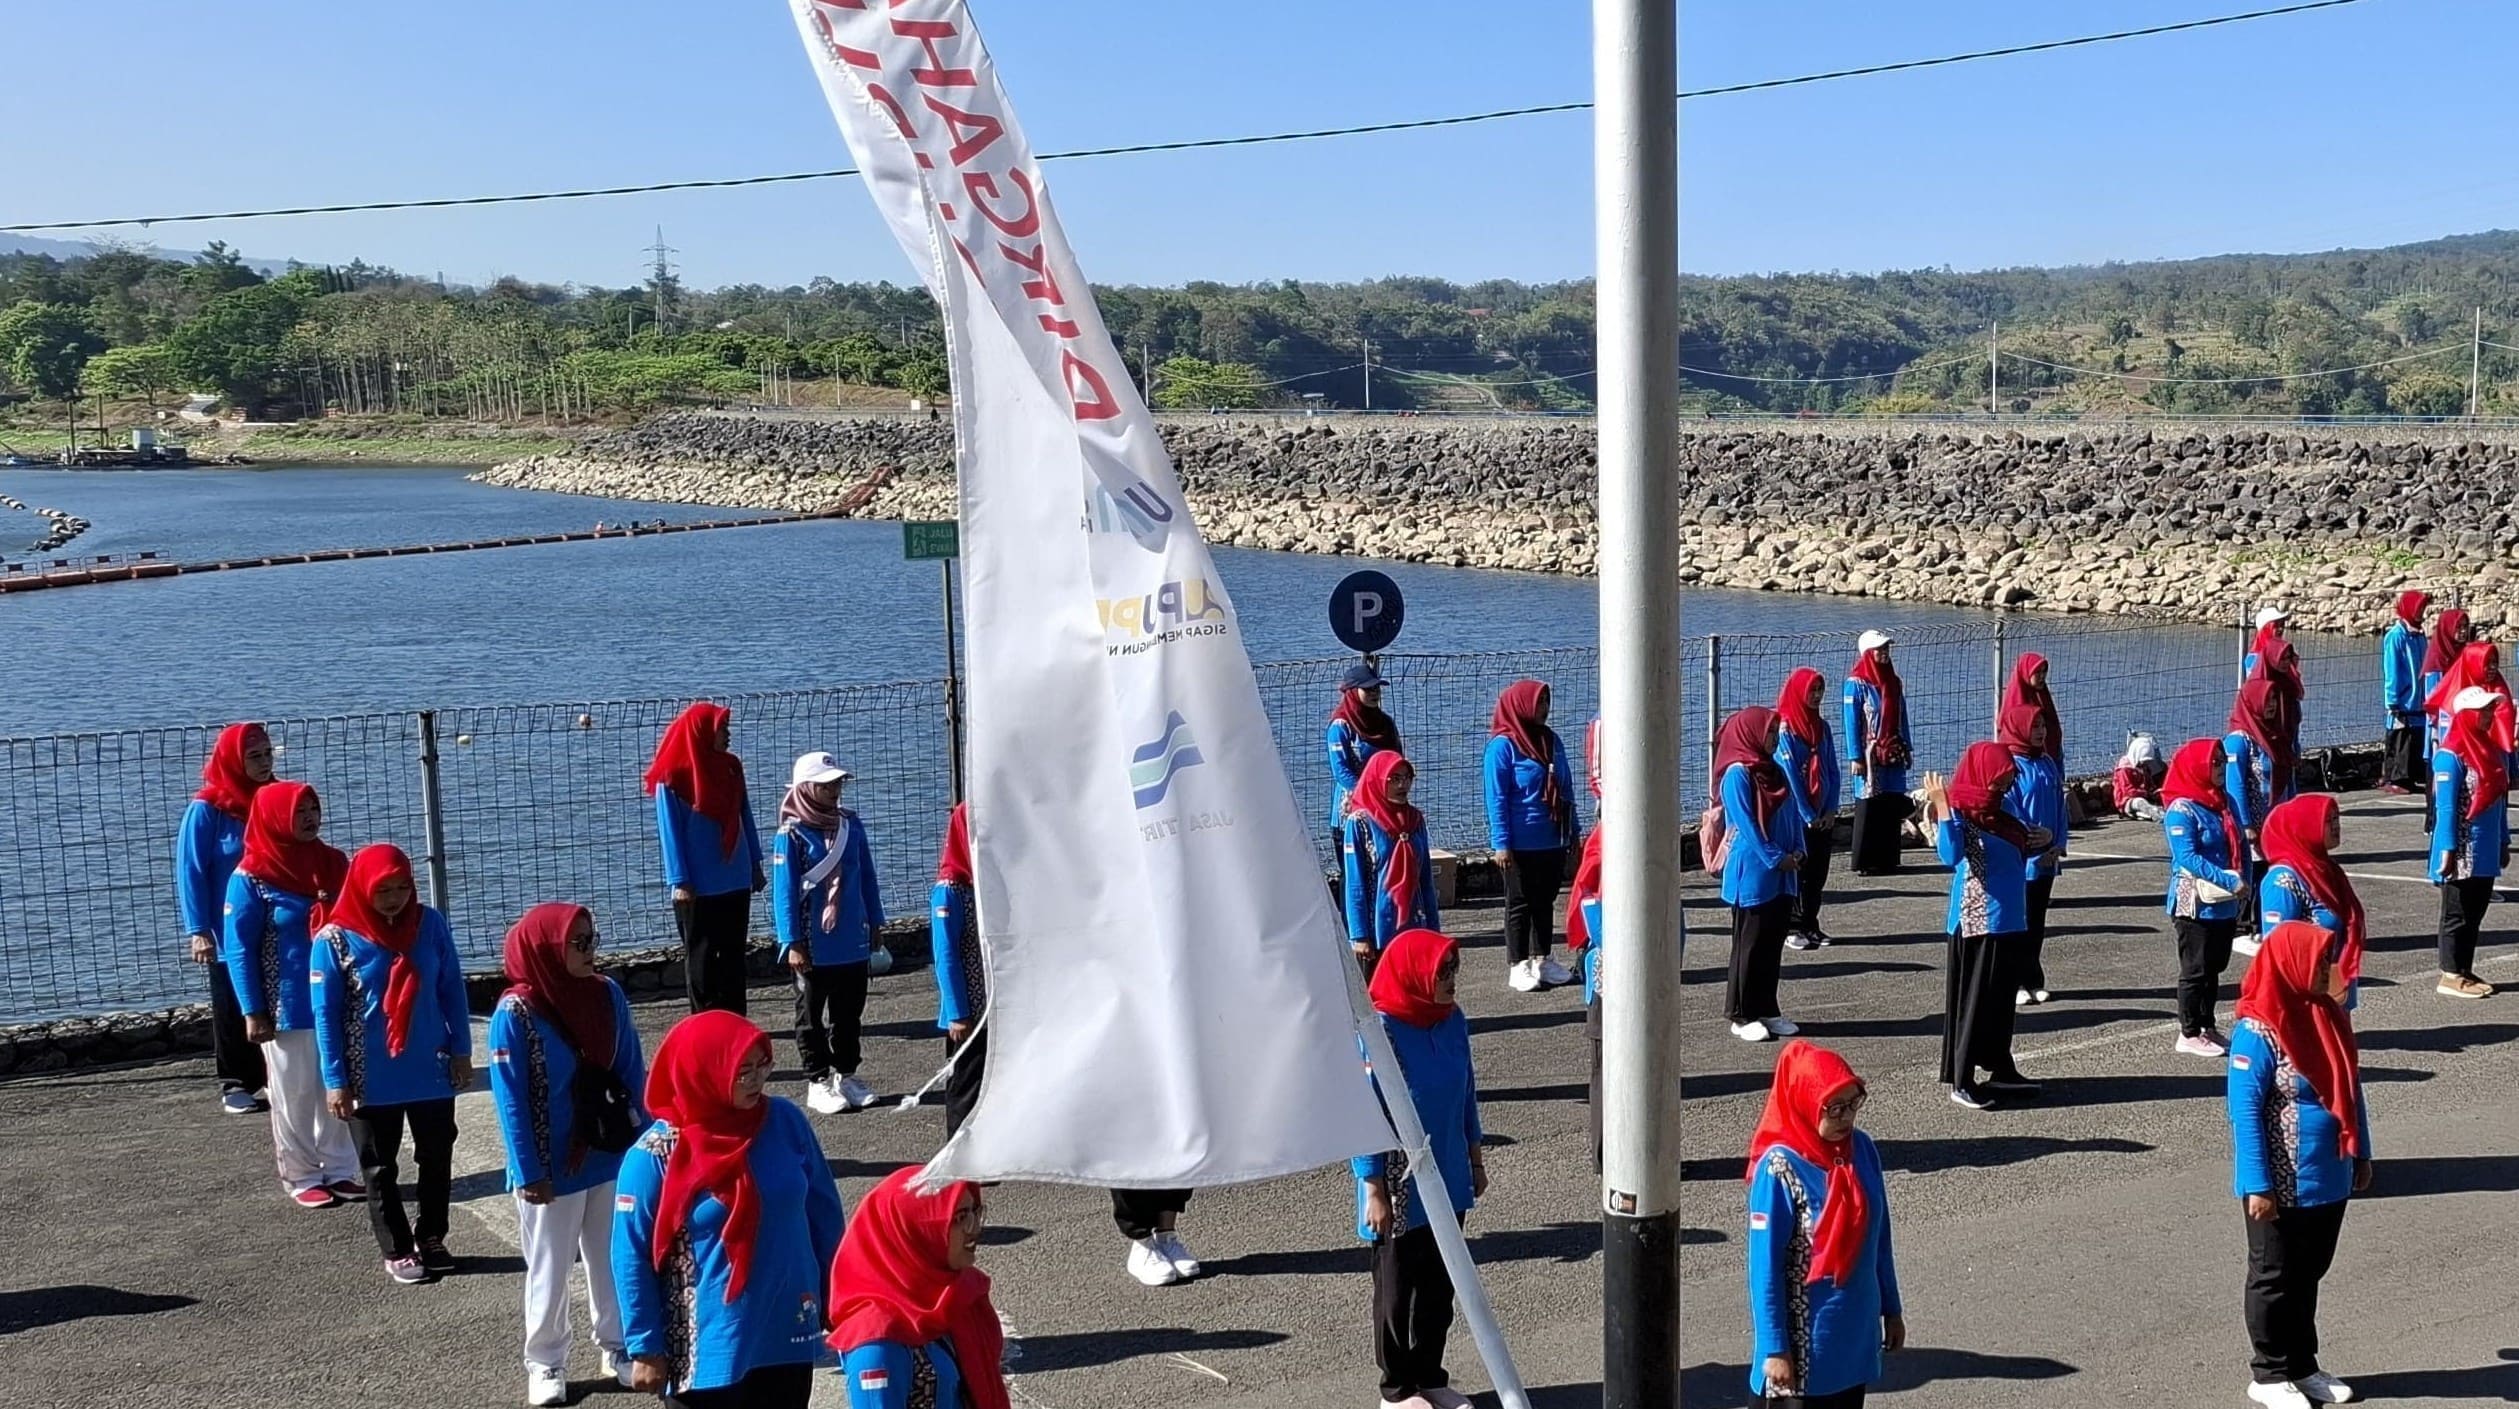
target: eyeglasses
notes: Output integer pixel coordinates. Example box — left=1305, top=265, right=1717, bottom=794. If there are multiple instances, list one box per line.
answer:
left=568, top=932, right=600, bottom=953
left=1819, top=1094, right=1866, bottom=1121
left=953, top=1200, right=987, bottom=1232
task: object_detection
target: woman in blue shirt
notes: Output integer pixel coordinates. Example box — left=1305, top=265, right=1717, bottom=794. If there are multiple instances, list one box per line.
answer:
left=1354, top=928, right=1486, bottom=1409
left=1925, top=742, right=2047, bottom=1111
left=929, top=804, right=988, bottom=1139
left=2431, top=687, right=2508, bottom=999
left=1715, top=707, right=1804, bottom=1044
left=221, top=781, right=359, bottom=1208
left=774, top=750, right=885, bottom=1115
left=1999, top=704, right=2068, bottom=1007
left=616, top=1011, right=847, bottom=1408
left=490, top=902, right=650, bottom=1407
left=312, top=844, right=473, bottom=1284
left=177, top=721, right=274, bottom=1115
left=828, top=1167, right=1012, bottom=1409
left=2256, top=796, right=2365, bottom=1013
left=646, top=703, right=767, bottom=1016
left=1484, top=679, right=1580, bottom=993
left=1326, top=661, right=1401, bottom=883
left=1843, top=631, right=1913, bottom=876
left=1775, top=668, right=1843, bottom=950
left=2228, top=921, right=2371, bottom=1409
left=2162, top=739, right=2248, bottom=1058
left=1746, top=1040, right=1904, bottom=1408
left=2226, top=679, right=2296, bottom=866
left=2380, top=591, right=2430, bottom=793
left=1343, top=751, right=1440, bottom=963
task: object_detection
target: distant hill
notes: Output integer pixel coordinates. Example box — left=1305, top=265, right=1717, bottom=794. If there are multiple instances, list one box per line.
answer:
left=0, top=233, right=291, bottom=276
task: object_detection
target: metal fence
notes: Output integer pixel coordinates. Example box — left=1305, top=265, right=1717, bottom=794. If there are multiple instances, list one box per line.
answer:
left=0, top=605, right=2390, bottom=1023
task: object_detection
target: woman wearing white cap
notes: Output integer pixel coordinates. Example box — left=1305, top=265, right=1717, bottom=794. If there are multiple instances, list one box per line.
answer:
left=2429, top=686, right=2506, bottom=1000
left=773, top=751, right=885, bottom=1113
left=1843, top=631, right=1913, bottom=876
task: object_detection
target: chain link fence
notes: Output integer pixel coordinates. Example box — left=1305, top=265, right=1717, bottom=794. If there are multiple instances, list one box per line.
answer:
left=0, top=602, right=2395, bottom=1022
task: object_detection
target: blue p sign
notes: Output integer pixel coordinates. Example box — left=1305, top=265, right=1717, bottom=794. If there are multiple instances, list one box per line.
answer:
left=1330, top=570, right=1405, bottom=653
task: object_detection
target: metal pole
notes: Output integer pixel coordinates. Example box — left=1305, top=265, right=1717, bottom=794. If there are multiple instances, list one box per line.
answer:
left=1362, top=337, right=1373, bottom=412
left=1993, top=610, right=2009, bottom=728
left=1989, top=320, right=2000, bottom=417
left=415, top=710, right=453, bottom=917
left=942, top=559, right=966, bottom=803
left=1705, top=634, right=1724, bottom=793
left=2238, top=600, right=2253, bottom=689
left=1596, top=1, right=1685, bottom=1403
left=2472, top=307, right=2484, bottom=421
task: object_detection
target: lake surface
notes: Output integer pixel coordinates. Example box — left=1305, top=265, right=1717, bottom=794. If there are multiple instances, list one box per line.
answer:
left=0, top=466, right=2383, bottom=1022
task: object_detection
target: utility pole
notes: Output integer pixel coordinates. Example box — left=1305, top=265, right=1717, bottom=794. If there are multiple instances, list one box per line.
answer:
left=1362, top=336, right=1374, bottom=411
left=1595, top=1, right=1684, bottom=1405
left=1140, top=340, right=1154, bottom=399
left=2471, top=307, right=2484, bottom=421
left=1989, top=320, right=2000, bottom=416
left=644, top=227, right=677, bottom=342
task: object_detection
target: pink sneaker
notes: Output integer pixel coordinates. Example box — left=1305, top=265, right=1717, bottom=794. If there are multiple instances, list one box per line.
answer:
left=2175, top=1032, right=2227, bottom=1059
left=291, top=1186, right=340, bottom=1210
left=327, top=1179, right=368, bottom=1202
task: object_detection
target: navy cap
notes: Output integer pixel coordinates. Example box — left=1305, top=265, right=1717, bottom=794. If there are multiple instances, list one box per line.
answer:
left=1340, top=662, right=1386, bottom=691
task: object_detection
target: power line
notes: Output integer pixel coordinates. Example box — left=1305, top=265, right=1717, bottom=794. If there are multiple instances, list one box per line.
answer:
left=1678, top=350, right=1989, bottom=384
left=2000, top=345, right=2457, bottom=384
left=0, top=0, right=2372, bottom=235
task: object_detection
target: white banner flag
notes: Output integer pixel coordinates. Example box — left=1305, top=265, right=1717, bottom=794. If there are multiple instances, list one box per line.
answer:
left=787, top=0, right=1395, bottom=1186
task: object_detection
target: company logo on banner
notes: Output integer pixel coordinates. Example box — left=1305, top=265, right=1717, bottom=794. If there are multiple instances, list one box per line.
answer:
left=788, top=0, right=1397, bottom=1190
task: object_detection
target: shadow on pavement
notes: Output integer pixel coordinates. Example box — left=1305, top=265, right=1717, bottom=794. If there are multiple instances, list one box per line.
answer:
left=1476, top=1007, right=1590, bottom=1035
left=2034, top=1072, right=2224, bottom=1105
left=1874, top=1135, right=2153, bottom=1174
left=0, top=1285, right=196, bottom=1336
left=2360, top=1022, right=2519, bottom=1054
left=2362, top=1064, right=2440, bottom=1084
left=1876, top=1345, right=2079, bottom=1391
left=2346, top=1348, right=2519, bottom=1402
left=1779, top=960, right=1934, bottom=981
left=1484, top=1082, right=1588, bottom=1104
left=1011, top=1326, right=1287, bottom=1373
left=2366, top=1155, right=2519, bottom=1200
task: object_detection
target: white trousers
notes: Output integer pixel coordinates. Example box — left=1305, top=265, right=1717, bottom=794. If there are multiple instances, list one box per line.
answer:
left=263, top=1029, right=359, bottom=1192
left=518, top=1183, right=625, bottom=1372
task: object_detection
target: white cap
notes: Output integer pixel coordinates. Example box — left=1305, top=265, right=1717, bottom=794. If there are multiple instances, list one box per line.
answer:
left=789, top=751, right=851, bottom=786
left=2254, top=607, right=2290, bottom=631
left=2123, top=733, right=2160, bottom=766
left=2453, top=686, right=2501, bottom=714
left=1857, top=630, right=1894, bottom=654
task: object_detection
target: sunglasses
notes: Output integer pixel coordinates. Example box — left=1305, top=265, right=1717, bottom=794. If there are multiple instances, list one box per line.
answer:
left=568, top=932, right=600, bottom=954
left=1819, top=1093, right=1866, bottom=1121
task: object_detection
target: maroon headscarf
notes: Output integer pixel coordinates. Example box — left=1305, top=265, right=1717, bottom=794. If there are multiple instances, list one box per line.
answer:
left=1947, top=741, right=2033, bottom=852
left=1711, top=706, right=1793, bottom=838
left=2003, top=653, right=2063, bottom=763
left=2230, top=677, right=2297, bottom=798
left=1491, top=680, right=1571, bottom=836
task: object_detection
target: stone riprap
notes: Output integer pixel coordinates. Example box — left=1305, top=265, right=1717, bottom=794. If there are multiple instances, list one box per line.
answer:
left=476, top=411, right=2519, bottom=632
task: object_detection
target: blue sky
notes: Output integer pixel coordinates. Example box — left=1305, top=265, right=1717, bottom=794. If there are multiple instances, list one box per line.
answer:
left=0, top=0, right=2490, bottom=290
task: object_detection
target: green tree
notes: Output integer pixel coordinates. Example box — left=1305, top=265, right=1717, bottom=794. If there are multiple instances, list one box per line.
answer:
left=0, top=301, right=104, bottom=399
left=181, top=241, right=263, bottom=299
left=2101, top=314, right=2136, bottom=346
left=164, top=277, right=318, bottom=414
left=2389, top=371, right=2467, bottom=418
left=892, top=350, right=949, bottom=399
left=79, top=342, right=183, bottom=409
left=1150, top=355, right=1268, bottom=409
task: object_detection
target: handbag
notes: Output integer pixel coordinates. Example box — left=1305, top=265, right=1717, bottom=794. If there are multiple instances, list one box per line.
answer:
left=572, top=1062, right=640, bottom=1156
left=1698, top=803, right=1730, bottom=874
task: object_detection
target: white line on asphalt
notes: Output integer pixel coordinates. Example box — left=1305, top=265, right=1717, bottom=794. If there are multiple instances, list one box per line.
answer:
left=1169, top=1353, right=1231, bottom=1385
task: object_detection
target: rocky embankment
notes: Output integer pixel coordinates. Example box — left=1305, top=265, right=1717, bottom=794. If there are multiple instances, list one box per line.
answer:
left=477, top=411, right=2519, bottom=632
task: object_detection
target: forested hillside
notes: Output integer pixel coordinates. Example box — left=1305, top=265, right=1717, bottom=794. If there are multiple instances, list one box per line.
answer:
left=7, top=231, right=2519, bottom=421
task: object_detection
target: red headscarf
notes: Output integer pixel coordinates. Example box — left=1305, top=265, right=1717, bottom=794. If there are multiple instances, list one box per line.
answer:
left=826, top=1169, right=1011, bottom=1409
left=1564, top=825, right=1605, bottom=953
left=2162, top=737, right=2246, bottom=854
left=2425, top=640, right=2514, bottom=733
left=1850, top=643, right=1907, bottom=765
left=2249, top=631, right=2306, bottom=749
left=1331, top=686, right=1402, bottom=755
left=2259, top=795, right=2365, bottom=989
left=237, top=781, right=349, bottom=906
left=1948, top=741, right=2033, bottom=852
left=2003, top=653, right=2063, bottom=763
left=2235, top=921, right=2363, bottom=1159
left=1745, top=1040, right=1870, bottom=1287
left=647, top=1011, right=773, bottom=1300
left=2230, top=677, right=2297, bottom=798
left=2423, top=608, right=2471, bottom=678
left=325, top=844, right=426, bottom=1057
left=1348, top=751, right=1425, bottom=919
left=1712, top=706, right=1793, bottom=836
left=935, top=802, right=973, bottom=888
left=503, top=902, right=617, bottom=1069
left=644, top=703, right=748, bottom=859
left=2443, top=691, right=2509, bottom=820
left=1490, top=680, right=1570, bottom=834
left=1774, top=668, right=1829, bottom=797
left=1996, top=700, right=2050, bottom=761
left=195, top=722, right=269, bottom=820
left=1368, top=928, right=1459, bottom=1030
left=2395, top=590, right=2431, bottom=633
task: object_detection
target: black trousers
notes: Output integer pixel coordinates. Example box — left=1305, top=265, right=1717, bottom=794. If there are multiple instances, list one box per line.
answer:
left=2384, top=723, right=2427, bottom=789
left=676, top=890, right=753, bottom=1015
left=2440, top=875, right=2494, bottom=976
left=792, top=960, right=869, bottom=1079
left=1942, top=930, right=2021, bottom=1087
left=1756, top=1390, right=1868, bottom=1409
left=1791, top=822, right=1836, bottom=934
left=2019, top=874, right=2056, bottom=993
left=346, top=1097, right=457, bottom=1259
left=2174, top=916, right=2237, bottom=1037
left=1371, top=1224, right=1456, bottom=1401
left=942, top=1025, right=988, bottom=1139
left=1111, top=1187, right=1193, bottom=1240
left=1500, top=845, right=1568, bottom=964
left=1586, top=998, right=1603, bottom=1173
left=1726, top=898, right=1790, bottom=1024
left=2244, top=1199, right=2348, bottom=1384
left=205, top=955, right=267, bottom=1095
left=1850, top=793, right=1909, bottom=875
left=671, top=1362, right=814, bottom=1408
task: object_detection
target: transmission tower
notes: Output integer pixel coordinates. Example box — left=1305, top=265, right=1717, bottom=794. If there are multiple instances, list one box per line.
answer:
left=644, top=226, right=679, bottom=339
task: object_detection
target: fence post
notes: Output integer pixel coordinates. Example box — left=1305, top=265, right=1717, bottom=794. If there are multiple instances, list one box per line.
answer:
left=415, top=710, right=452, bottom=917
left=1704, top=634, right=1723, bottom=790
left=1992, top=610, right=2009, bottom=728
left=2237, top=600, right=2252, bottom=689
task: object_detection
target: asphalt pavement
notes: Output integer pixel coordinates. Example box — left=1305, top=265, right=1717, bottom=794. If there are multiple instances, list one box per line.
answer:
left=2, top=791, right=2514, bottom=1408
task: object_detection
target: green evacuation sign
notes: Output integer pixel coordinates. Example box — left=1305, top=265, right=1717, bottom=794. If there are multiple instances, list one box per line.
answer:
left=902, top=520, right=960, bottom=560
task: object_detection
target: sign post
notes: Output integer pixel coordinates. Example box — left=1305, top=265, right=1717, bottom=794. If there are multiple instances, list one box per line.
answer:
left=1329, top=568, right=1406, bottom=657
left=904, top=520, right=965, bottom=801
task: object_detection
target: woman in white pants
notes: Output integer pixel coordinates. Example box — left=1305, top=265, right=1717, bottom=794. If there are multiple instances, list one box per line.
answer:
left=487, top=903, right=650, bottom=1407
left=220, top=782, right=360, bottom=1206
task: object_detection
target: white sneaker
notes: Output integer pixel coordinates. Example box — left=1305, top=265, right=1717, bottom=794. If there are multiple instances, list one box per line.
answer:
left=1537, top=955, right=1575, bottom=987
left=1156, top=1230, right=1202, bottom=1279
left=2299, top=1371, right=2357, bottom=1404
left=526, top=1365, right=569, bottom=1407
left=1765, top=1016, right=1800, bottom=1036
left=1506, top=960, right=1543, bottom=993
left=2233, top=933, right=2263, bottom=958
left=2176, top=1032, right=2228, bottom=1059
left=804, top=1077, right=846, bottom=1115
left=1126, top=1237, right=1184, bottom=1287
left=2031, top=989, right=2052, bottom=1005
left=1784, top=931, right=1817, bottom=952
left=837, top=1075, right=876, bottom=1111
left=602, top=1350, right=633, bottom=1389
left=2247, top=1381, right=2313, bottom=1409
left=1423, top=1390, right=1475, bottom=1409
left=2015, top=988, right=2034, bottom=1008
left=1729, top=1020, right=1772, bottom=1043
